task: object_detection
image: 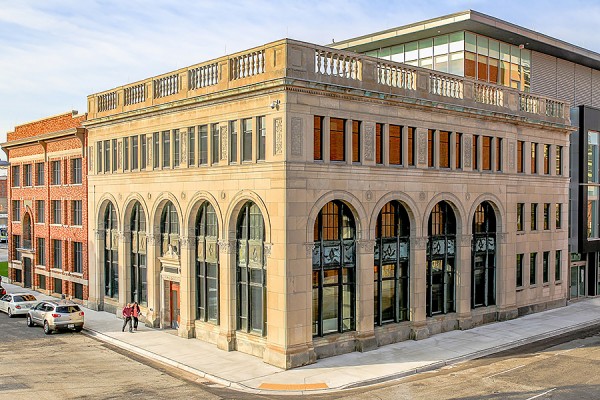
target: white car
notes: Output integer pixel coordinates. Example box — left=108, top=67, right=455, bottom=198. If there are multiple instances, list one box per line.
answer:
left=0, top=293, right=38, bottom=317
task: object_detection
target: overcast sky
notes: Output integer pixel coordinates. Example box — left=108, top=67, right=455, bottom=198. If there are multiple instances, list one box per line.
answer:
left=1, top=0, right=600, bottom=159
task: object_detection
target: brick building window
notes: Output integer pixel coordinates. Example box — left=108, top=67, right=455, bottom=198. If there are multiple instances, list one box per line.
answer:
left=38, top=274, right=46, bottom=289
left=330, top=118, right=345, bottom=162
left=314, top=116, right=323, bottom=161
left=51, top=160, right=61, bottom=185
left=35, top=162, right=44, bottom=186
left=376, top=123, right=384, bottom=165
left=13, top=235, right=21, bottom=261
left=53, top=239, right=62, bottom=269
left=389, top=124, right=402, bottom=165
left=12, top=165, right=20, bottom=187
left=36, top=200, right=45, bottom=224
left=73, top=242, right=83, bottom=274
left=51, top=200, right=62, bottom=225
left=242, top=118, right=252, bottom=162
left=74, top=283, right=83, bottom=300
left=199, top=125, right=208, bottom=165
left=229, top=121, right=238, bottom=163
left=72, top=200, right=82, bottom=226
left=257, top=116, right=266, bottom=161
left=71, top=158, right=82, bottom=184
left=24, top=164, right=32, bottom=186
left=37, top=237, right=45, bottom=266
left=53, top=278, right=62, bottom=294
left=12, top=200, right=20, bottom=221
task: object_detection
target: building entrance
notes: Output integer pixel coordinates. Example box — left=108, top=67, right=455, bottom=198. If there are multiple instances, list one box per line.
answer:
left=570, top=261, right=586, bottom=298
left=169, top=281, right=180, bottom=329
left=23, top=257, right=32, bottom=288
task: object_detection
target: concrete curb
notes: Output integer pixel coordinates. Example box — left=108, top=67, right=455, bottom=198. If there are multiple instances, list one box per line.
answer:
left=82, top=317, right=600, bottom=395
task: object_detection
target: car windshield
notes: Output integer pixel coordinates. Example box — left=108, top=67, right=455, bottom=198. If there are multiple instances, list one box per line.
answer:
left=13, top=295, right=36, bottom=302
left=56, top=305, right=81, bottom=313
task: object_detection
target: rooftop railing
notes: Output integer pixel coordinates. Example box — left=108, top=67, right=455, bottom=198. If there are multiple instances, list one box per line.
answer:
left=87, top=39, right=569, bottom=124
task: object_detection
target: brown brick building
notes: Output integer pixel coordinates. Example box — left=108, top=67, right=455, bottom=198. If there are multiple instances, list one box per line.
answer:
left=2, top=111, right=89, bottom=301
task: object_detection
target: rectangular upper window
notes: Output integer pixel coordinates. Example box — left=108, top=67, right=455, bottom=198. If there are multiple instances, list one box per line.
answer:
left=53, top=239, right=62, bottom=269
left=376, top=123, right=384, bottom=165
left=530, top=252, right=537, bottom=285
left=352, top=121, right=361, bottom=164
left=455, top=132, right=462, bottom=169
left=428, top=129, right=435, bottom=168
left=211, top=124, right=220, bottom=164
left=72, top=200, right=82, bottom=226
left=531, top=203, right=538, bottom=231
left=162, top=130, right=171, bottom=168
left=496, top=138, right=502, bottom=172
left=71, top=158, right=82, bottom=184
left=531, top=142, right=538, bottom=174
left=37, top=237, right=45, bottom=266
left=153, top=132, right=160, bottom=169
left=104, top=140, right=110, bottom=173
left=188, top=127, right=196, bottom=166
left=257, top=116, right=266, bottom=161
left=555, top=250, right=562, bottom=281
left=199, top=125, right=208, bottom=165
left=140, top=134, right=147, bottom=170
left=111, top=139, right=117, bottom=172
left=73, top=242, right=83, bottom=274
left=229, top=121, right=238, bottom=163
left=517, top=140, right=524, bottom=173
left=314, top=116, right=323, bottom=161
left=556, top=145, right=562, bottom=175
left=123, top=137, right=130, bottom=171
left=542, top=251, right=550, bottom=283
left=173, top=129, right=180, bottom=167
left=330, top=118, right=345, bottom=162
left=24, top=164, right=32, bottom=186
left=12, top=165, right=20, bottom=187
left=51, top=161, right=61, bottom=185
left=36, top=200, right=45, bottom=224
left=35, top=162, right=45, bottom=186
left=242, top=118, right=252, bottom=162
left=12, top=200, right=20, bottom=221
left=51, top=200, right=62, bottom=225
left=439, top=131, right=450, bottom=168
left=408, top=127, right=416, bottom=166
left=389, top=124, right=402, bottom=166
left=516, top=253, right=523, bottom=287
left=482, top=136, right=492, bottom=171
left=97, top=142, right=103, bottom=173
left=556, top=203, right=562, bottom=229
left=543, top=203, right=550, bottom=230
left=131, top=135, right=139, bottom=170
left=517, top=203, right=524, bottom=231
left=543, top=144, right=550, bottom=175
left=472, top=134, right=479, bottom=170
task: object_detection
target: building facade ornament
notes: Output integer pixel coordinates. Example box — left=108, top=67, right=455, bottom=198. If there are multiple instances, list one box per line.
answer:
left=291, top=117, right=303, bottom=156
left=274, top=117, right=283, bottom=155
left=364, top=124, right=374, bottom=161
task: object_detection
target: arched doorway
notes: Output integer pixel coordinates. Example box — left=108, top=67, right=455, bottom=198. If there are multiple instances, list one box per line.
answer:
left=472, top=201, right=496, bottom=308
left=104, top=203, right=118, bottom=299
left=195, top=202, right=219, bottom=324
left=159, top=201, right=180, bottom=329
left=374, top=201, right=410, bottom=325
left=312, top=200, right=356, bottom=336
left=236, top=201, right=266, bottom=335
left=427, top=201, right=456, bottom=316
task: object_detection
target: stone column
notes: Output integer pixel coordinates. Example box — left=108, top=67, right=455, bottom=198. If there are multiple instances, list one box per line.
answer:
left=178, top=236, right=195, bottom=338
left=217, top=239, right=237, bottom=351
left=456, top=234, right=473, bottom=329
left=118, top=230, right=130, bottom=309
left=411, top=236, right=428, bottom=340
left=355, top=239, right=377, bottom=352
left=145, top=233, right=161, bottom=328
left=87, top=229, right=104, bottom=311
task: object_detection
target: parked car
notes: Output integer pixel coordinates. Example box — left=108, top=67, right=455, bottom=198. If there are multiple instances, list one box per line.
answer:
left=27, top=300, right=84, bottom=334
left=0, top=293, right=37, bottom=317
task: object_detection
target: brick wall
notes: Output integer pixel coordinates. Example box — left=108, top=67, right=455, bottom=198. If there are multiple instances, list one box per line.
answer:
left=6, top=112, right=89, bottom=301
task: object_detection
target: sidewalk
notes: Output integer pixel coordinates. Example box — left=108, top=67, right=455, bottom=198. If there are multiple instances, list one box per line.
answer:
left=4, top=282, right=600, bottom=395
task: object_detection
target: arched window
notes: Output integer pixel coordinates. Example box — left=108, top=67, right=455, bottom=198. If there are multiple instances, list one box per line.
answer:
left=374, top=201, right=409, bottom=325
left=472, top=201, right=496, bottom=308
left=23, top=212, right=32, bottom=249
left=196, top=202, right=219, bottom=323
left=236, top=202, right=266, bottom=335
left=312, top=201, right=356, bottom=336
left=130, top=202, right=147, bottom=305
left=104, top=203, right=118, bottom=299
left=427, top=201, right=456, bottom=316
left=160, top=202, right=179, bottom=256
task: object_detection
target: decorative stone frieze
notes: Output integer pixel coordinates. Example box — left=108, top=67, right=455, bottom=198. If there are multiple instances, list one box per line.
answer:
left=291, top=117, right=303, bottom=156
left=364, top=124, right=374, bottom=161
left=274, top=117, right=283, bottom=155
left=218, top=239, right=237, bottom=254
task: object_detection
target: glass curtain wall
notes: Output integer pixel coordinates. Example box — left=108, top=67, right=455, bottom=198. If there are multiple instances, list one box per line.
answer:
left=588, top=130, right=600, bottom=238
left=364, top=31, right=530, bottom=91
left=312, top=201, right=356, bottom=336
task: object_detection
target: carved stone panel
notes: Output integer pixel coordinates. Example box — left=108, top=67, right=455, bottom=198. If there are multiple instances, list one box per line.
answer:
left=206, top=239, right=218, bottom=263
left=291, top=117, right=303, bottom=156
left=418, top=130, right=427, bottom=165
left=139, top=233, right=147, bottom=254
left=274, top=117, right=283, bottom=155
left=117, top=141, right=122, bottom=169
left=181, top=130, right=187, bottom=164
left=148, top=136, right=153, bottom=167
left=508, top=141, right=515, bottom=170
left=364, top=124, right=374, bottom=161
left=220, top=125, right=228, bottom=161
left=464, top=135, right=472, bottom=168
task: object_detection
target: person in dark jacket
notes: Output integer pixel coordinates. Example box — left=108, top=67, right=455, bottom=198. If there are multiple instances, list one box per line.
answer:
left=122, top=303, right=133, bottom=332
left=132, top=302, right=141, bottom=331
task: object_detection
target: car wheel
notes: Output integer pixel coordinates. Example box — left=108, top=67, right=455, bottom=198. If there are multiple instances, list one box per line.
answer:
left=26, top=315, right=34, bottom=327
left=43, top=321, right=52, bottom=335
left=7, top=308, right=13, bottom=318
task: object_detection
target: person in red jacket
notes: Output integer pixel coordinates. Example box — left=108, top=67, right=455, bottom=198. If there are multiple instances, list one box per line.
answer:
left=122, top=303, right=133, bottom=333
left=132, top=302, right=141, bottom=331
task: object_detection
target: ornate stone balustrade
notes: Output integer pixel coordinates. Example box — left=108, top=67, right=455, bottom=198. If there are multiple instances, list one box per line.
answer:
left=87, top=39, right=569, bottom=125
